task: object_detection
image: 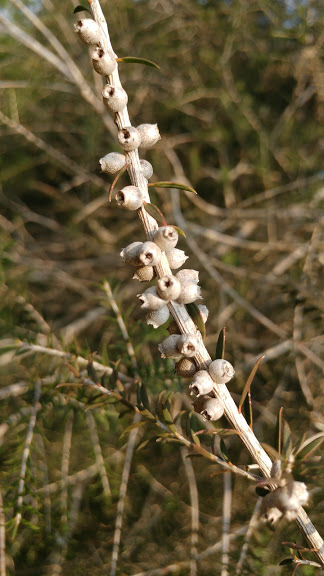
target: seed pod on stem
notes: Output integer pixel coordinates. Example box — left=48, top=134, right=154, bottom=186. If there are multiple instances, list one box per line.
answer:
left=132, top=266, right=156, bottom=282
left=154, top=226, right=179, bottom=251
left=120, top=242, right=143, bottom=265
left=158, top=334, right=182, bottom=359
left=118, top=127, right=141, bottom=151
left=102, top=85, right=128, bottom=113
left=261, top=482, right=309, bottom=524
left=189, top=370, right=214, bottom=397
left=209, top=359, right=235, bottom=385
left=176, top=283, right=202, bottom=304
left=137, top=286, right=165, bottom=311
left=139, top=242, right=162, bottom=267
left=74, top=19, right=102, bottom=45
left=92, top=47, right=116, bottom=75
left=176, top=269, right=199, bottom=284
left=157, top=275, right=181, bottom=301
left=146, top=306, right=170, bottom=329
left=177, top=334, right=200, bottom=357
left=137, top=124, right=161, bottom=149
left=175, top=357, right=197, bottom=378
left=166, top=248, right=188, bottom=270
left=115, top=186, right=144, bottom=210
left=193, top=396, right=224, bottom=421
left=140, top=159, right=153, bottom=180
left=99, top=152, right=125, bottom=174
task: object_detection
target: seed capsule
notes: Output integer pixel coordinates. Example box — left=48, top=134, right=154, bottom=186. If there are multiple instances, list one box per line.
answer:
left=102, top=84, right=128, bottom=113
left=137, top=286, right=165, bottom=311
left=118, top=126, right=141, bottom=151
left=99, top=152, right=125, bottom=174
left=166, top=248, right=188, bottom=270
left=261, top=482, right=309, bottom=524
left=92, top=47, right=116, bottom=75
left=175, top=357, right=197, bottom=378
left=176, top=283, right=202, bottom=304
left=116, top=186, right=144, bottom=210
left=120, top=242, right=143, bottom=265
left=177, top=334, right=200, bottom=357
left=176, top=269, right=199, bottom=284
left=154, top=226, right=179, bottom=251
left=189, top=370, right=214, bottom=397
left=208, top=359, right=235, bottom=385
left=140, top=159, right=153, bottom=180
left=157, top=275, right=181, bottom=301
left=193, top=397, right=224, bottom=421
left=132, top=266, right=156, bottom=282
left=139, top=242, right=162, bottom=267
left=146, top=306, right=170, bottom=329
left=137, top=123, right=161, bottom=149
left=158, top=334, right=182, bottom=359
left=74, top=19, right=102, bottom=45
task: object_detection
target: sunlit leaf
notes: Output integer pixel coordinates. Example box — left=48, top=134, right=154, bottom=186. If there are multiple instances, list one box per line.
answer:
left=295, top=432, right=324, bottom=460
left=185, top=302, right=206, bottom=339
left=148, top=181, right=197, bottom=194
left=239, top=355, right=264, bottom=413
left=120, top=421, right=146, bottom=437
left=162, top=407, right=177, bottom=433
left=143, top=202, right=166, bottom=224
left=282, top=542, right=319, bottom=552
left=116, top=56, right=160, bottom=69
left=171, top=225, right=186, bottom=237
left=215, top=327, right=226, bottom=360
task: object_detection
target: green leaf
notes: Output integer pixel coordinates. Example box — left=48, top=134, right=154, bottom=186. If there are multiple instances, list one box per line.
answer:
left=143, top=202, right=167, bottom=225
left=261, top=442, right=281, bottom=462
left=279, top=558, right=294, bottom=566
left=220, top=438, right=230, bottom=463
left=194, top=428, right=240, bottom=437
left=138, top=407, right=156, bottom=422
left=116, top=57, right=160, bottom=69
left=148, top=181, right=197, bottom=194
left=139, top=382, right=151, bottom=411
left=282, top=542, right=318, bottom=552
left=215, top=327, right=226, bottom=360
left=120, top=421, right=146, bottom=437
left=162, top=407, right=177, bottom=433
left=282, top=418, right=292, bottom=459
left=171, top=225, right=186, bottom=238
left=185, top=303, right=206, bottom=339
left=295, top=432, right=324, bottom=460
left=108, top=165, right=127, bottom=202
left=275, top=406, right=284, bottom=455
left=73, top=5, right=92, bottom=14
left=239, top=355, right=264, bottom=413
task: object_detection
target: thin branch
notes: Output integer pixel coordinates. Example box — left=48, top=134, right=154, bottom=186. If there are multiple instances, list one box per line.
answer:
left=181, top=447, right=199, bottom=576
left=221, top=471, right=232, bottom=576
left=235, top=498, right=262, bottom=575
left=13, top=379, right=41, bottom=535
left=0, top=488, right=6, bottom=576
left=86, top=411, right=111, bottom=498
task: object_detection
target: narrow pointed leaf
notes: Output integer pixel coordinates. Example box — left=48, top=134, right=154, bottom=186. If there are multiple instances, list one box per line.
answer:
left=261, top=442, right=281, bottom=461
left=282, top=542, right=319, bottom=552
left=143, top=202, right=166, bottom=225
left=73, top=5, right=92, bottom=14
left=171, top=225, right=186, bottom=237
left=215, top=327, right=226, bottom=360
left=185, top=303, right=206, bottom=339
left=194, top=428, right=241, bottom=437
left=295, top=432, right=324, bottom=459
left=275, top=406, right=284, bottom=455
left=279, top=558, right=294, bottom=566
left=148, top=181, right=197, bottom=194
left=116, top=56, right=160, bottom=69
left=162, top=407, right=177, bottom=433
left=140, top=382, right=151, bottom=411
left=120, top=421, right=146, bottom=437
left=220, top=438, right=230, bottom=463
left=239, top=355, right=264, bottom=413
left=108, top=165, right=127, bottom=202
left=138, top=407, right=156, bottom=422
left=282, top=418, right=292, bottom=458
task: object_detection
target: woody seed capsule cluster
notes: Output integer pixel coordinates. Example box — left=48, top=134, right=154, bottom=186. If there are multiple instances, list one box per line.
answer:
left=92, top=47, right=116, bottom=75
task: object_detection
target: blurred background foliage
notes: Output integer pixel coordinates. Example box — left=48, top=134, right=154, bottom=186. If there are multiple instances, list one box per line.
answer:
left=0, top=0, right=324, bottom=574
